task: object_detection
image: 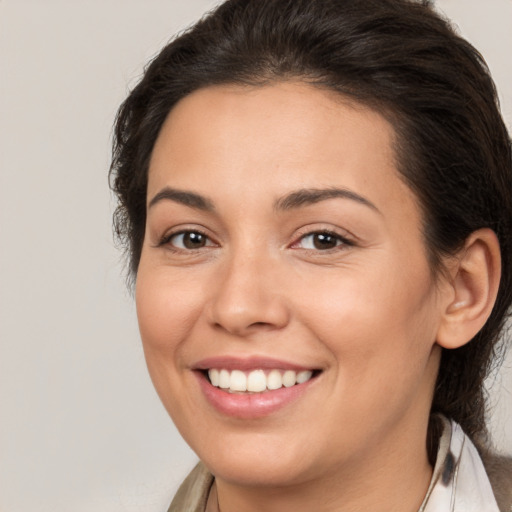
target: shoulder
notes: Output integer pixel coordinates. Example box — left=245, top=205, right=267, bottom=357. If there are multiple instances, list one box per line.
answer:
left=167, top=462, right=214, bottom=512
left=481, top=450, right=512, bottom=512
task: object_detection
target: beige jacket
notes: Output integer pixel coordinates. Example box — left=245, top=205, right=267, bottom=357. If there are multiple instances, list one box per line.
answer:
left=168, top=419, right=512, bottom=512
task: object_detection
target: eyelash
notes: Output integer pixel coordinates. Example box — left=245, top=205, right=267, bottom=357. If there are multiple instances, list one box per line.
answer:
left=291, top=230, right=354, bottom=252
left=157, top=228, right=215, bottom=251
left=158, top=228, right=354, bottom=253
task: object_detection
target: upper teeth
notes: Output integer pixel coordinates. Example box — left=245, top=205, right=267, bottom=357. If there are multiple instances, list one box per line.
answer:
left=208, top=368, right=313, bottom=393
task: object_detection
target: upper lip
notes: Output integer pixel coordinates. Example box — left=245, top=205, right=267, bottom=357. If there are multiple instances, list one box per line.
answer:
left=193, top=356, right=320, bottom=372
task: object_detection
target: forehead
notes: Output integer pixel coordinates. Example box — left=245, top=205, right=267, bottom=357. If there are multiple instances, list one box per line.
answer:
left=148, top=82, right=418, bottom=221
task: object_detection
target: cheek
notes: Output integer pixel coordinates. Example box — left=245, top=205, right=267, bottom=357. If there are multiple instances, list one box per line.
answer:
left=293, top=258, right=439, bottom=381
left=135, top=264, right=210, bottom=407
left=297, top=271, right=440, bottom=442
left=135, top=264, right=205, bottom=420
left=135, top=265, right=203, bottom=352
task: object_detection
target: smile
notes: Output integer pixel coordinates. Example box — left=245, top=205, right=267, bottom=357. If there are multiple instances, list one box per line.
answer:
left=193, top=357, right=322, bottom=418
left=208, top=368, right=314, bottom=393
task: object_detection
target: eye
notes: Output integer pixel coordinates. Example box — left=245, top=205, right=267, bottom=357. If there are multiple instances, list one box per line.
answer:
left=165, top=230, right=215, bottom=250
left=294, top=231, right=351, bottom=251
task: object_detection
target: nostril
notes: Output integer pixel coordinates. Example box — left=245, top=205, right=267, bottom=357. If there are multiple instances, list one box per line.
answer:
left=249, top=321, right=273, bottom=328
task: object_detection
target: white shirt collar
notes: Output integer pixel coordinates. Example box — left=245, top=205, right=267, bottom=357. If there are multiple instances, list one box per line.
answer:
left=420, top=416, right=499, bottom=511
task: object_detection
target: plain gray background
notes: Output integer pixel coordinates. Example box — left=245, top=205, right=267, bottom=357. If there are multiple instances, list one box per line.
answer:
left=1, top=1, right=511, bottom=511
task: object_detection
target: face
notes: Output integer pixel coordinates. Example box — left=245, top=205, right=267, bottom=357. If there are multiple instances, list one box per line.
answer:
left=136, top=82, right=445, bottom=488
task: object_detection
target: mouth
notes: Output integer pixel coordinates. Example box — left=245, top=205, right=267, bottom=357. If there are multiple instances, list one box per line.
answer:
left=205, top=368, right=320, bottom=393
left=192, top=358, right=322, bottom=419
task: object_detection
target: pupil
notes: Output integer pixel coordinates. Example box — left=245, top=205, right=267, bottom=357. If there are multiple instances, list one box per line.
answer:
left=313, top=233, right=337, bottom=250
left=184, top=232, right=205, bottom=249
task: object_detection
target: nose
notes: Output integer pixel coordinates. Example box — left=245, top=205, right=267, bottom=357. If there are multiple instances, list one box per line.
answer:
left=206, top=251, right=290, bottom=337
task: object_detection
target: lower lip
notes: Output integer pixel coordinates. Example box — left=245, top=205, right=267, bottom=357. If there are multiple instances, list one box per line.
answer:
left=195, top=371, right=317, bottom=419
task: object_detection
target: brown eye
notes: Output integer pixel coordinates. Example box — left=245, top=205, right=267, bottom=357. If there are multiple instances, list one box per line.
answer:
left=312, top=233, right=338, bottom=250
left=296, top=231, right=350, bottom=251
left=169, top=231, right=211, bottom=249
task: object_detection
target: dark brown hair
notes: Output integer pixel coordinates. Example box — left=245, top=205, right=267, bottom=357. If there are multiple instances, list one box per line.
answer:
left=110, top=0, right=512, bottom=448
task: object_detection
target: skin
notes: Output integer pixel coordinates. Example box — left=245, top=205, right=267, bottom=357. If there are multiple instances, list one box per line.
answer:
left=136, top=82, right=457, bottom=512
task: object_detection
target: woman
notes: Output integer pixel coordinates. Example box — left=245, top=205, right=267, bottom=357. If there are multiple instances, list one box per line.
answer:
left=110, top=0, right=512, bottom=510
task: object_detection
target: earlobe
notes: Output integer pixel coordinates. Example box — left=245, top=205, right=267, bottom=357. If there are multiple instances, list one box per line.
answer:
left=436, top=228, right=501, bottom=350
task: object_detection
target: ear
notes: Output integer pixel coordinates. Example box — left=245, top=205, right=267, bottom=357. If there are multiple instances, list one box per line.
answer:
left=436, top=228, right=501, bottom=350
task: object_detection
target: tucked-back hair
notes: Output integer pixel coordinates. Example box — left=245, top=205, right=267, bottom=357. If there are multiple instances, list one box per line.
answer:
left=110, top=0, right=512, bottom=449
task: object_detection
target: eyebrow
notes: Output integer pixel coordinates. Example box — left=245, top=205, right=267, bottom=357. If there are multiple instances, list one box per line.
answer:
left=148, top=186, right=379, bottom=214
left=148, top=187, right=215, bottom=211
left=274, top=188, right=379, bottom=213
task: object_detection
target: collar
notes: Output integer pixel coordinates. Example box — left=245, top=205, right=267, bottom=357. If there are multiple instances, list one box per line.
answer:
left=419, top=416, right=499, bottom=512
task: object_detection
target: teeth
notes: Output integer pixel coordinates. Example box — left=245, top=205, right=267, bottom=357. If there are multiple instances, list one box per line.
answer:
left=219, top=369, right=230, bottom=389
left=282, top=370, right=296, bottom=387
left=207, top=368, right=314, bottom=393
left=209, top=369, right=219, bottom=387
left=267, top=369, right=282, bottom=390
left=247, top=370, right=267, bottom=392
left=297, top=370, right=313, bottom=384
left=230, top=370, right=247, bottom=391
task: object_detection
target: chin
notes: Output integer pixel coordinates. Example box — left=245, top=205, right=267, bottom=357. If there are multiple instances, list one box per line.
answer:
left=206, top=455, right=310, bottom=488
left=190, top=430, right=322, bottom=487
